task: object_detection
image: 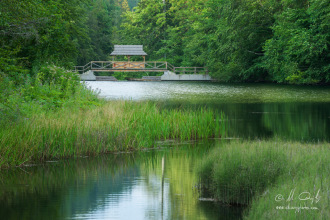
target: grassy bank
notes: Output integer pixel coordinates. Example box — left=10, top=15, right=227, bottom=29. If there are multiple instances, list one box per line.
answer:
left=0, top=101, right=226, bottom=168
left=197, top=140, right=329, bottom=219
left=0, top=64, right=226, bottom=168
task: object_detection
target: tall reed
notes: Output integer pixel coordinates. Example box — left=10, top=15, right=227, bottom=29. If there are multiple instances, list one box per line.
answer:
left=0, top=101, right=226, bottom=168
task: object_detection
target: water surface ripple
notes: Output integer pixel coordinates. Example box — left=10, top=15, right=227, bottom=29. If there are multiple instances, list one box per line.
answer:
left=85, top=81, right=330, bottom=103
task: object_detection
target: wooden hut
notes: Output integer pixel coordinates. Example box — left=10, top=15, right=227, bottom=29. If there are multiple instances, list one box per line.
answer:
left=110, top=45, right=148, bottom=69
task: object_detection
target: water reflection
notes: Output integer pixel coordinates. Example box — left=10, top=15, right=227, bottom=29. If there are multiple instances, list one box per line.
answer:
left=86, top=81, right=330, bottom=103
left=86, top=81, right=330, bottom=142
left=0, top=142, right=244, bottom=220
left=209, top=102, right=330, bottom=141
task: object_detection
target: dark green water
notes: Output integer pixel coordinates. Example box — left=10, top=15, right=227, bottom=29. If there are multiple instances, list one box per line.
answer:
left=1, top=82, right=329, bottom=219
left=0, top=142, right=243, bottom=220
left=90, top=81, right=330, bottom=142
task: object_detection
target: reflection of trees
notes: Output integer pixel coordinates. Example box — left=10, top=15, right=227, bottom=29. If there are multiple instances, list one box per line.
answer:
left=164, top=146, right=209, bottom=219
left=164, top=144, right=244, bottom=220
left=215, top=103, right=273, bottom=139
left=0, top=154, right=140, bottom=220
left=158, top=101, right=330, bottom=141
left=139, top=142, right=244, bottom=220
left=262, top=103, right=330, bottom=141
left=0, top=142, right=245, bottom=220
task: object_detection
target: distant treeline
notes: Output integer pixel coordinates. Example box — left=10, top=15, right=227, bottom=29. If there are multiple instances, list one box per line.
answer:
left=121, top=0, right=330, bottom=84
left=1, top=0, right=329, bottom=84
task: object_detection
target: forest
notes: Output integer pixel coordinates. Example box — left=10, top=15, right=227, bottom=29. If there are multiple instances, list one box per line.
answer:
left=121, top=0, right=329, bottom=84
left=1, top=0, right=329, bottom=84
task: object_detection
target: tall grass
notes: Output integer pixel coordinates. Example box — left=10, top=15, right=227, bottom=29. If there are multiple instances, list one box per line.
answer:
left=0, top=101, right=226, bottom=168
left=197, top=140, right=329, bottom=219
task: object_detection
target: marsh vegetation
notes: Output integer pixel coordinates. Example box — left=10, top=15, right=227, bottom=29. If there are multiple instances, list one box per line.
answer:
left=197, top=140, right=330, bottom=219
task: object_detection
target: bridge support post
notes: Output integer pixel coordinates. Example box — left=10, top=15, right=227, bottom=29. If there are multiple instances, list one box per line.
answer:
left=80, top=70, right=96, bottom=81
left=161, top=71, right=212, bottom=81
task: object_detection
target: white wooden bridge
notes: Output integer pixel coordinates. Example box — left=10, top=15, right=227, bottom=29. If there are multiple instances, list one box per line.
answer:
left=74, top=61, right=208, bottom=74
left=74, top=45, right=211, bottom=81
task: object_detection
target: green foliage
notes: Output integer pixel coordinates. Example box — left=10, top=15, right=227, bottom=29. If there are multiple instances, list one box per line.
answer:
left=121, top=0, right=166, bottom=59
left=121, top=0, right=276, bottom=81
left=36, top=65, right=79, bottom=88
left=197, top=140, right=330, bottom=219
left=0, top=0, right=117, bottom=123
left=0, top=64, right=100, bottom=126
left=79, top=0, right=116, bottom=65
left=263, top=0, right=330, bottom=84
left=0, top=0, right=86, bottom=69
left=0, top=0, right=118, bottom=69
left=19, top=65, right=82, bottom=109
left=0, top=47, right=29, bottom=85
left=121, top=0, right=329, bottom=84
left=2, top=0, right=327, bottom=84
left=195, top=0, right=276, bottom=82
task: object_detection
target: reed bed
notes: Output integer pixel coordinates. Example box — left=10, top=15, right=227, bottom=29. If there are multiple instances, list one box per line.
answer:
left=0, top=101, right=226, bottom=168
left=197, top=140, right=329, bottom=219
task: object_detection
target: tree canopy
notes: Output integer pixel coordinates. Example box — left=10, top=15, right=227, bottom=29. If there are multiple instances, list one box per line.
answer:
left=0, top=0, right=329, bottom=84
left=120, top=0, right=329, bottom=84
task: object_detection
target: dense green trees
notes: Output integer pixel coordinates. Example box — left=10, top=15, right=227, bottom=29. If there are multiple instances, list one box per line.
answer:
left=121, top=0, right=329, bottom=84
left=263, top=0, right=330, bottom=83
left=0, top=0, right=122, bottom=73
left=121, top=0, right=167, bottom=59
left=0, top=0, right=329, bottom=84
left=0, top=0, right=88, bottom=70
left=0, top=0, right=109, bottom=123
left=194, top=0, right=277, bottom=82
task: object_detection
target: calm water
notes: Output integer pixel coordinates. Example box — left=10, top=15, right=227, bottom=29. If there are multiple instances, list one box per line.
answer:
left=88, top=81, right=330, bottom=141
left=0, top=142, right=242, bottom=220
left=1, top=82, right=329, bottom=219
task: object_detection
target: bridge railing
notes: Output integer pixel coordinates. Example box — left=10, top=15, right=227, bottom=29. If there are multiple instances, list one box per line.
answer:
left=86, top=61, right=169, bottom=71
left=167, top=63, right=175, bottom=72
left=74, top=62, right=92, bottom=73
left=74, top=61, right=207, bottom=74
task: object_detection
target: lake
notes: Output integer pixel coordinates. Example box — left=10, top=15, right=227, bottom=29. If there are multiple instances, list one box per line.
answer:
left=1, top=82, right=329, bottom=219
left=90, top=81, right=330, bottom=141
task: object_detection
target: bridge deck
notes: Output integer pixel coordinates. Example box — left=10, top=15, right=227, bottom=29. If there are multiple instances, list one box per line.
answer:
left=74, top=61, right=207, bottom=74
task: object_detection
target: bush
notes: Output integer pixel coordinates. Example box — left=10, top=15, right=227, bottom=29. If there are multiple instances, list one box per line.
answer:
left=0, top=64, right=100, bottom=125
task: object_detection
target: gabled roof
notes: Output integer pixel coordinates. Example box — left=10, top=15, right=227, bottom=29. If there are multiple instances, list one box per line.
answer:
left=110, top=45, right=148, bottom=56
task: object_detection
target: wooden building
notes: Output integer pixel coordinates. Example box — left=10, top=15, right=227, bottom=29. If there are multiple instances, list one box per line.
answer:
left=110, top=45, right=148, bottom=69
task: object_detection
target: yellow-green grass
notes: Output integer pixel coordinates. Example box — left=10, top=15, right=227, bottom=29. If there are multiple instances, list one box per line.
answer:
left=197, top=140, right=329, bottom=219
left=0, top=101, right=226, bottom=168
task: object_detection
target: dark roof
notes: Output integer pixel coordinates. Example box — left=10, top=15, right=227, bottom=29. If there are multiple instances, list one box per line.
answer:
left=110, top=45, right=147, bottom=56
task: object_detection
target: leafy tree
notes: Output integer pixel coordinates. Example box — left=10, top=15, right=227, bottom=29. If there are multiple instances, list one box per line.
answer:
left=159, top=0, right=206, bottom=66
left=0, top=0, right=90, bottom=70
left=121, top=0, right=166, bottom=59
left=263, top=0, right=330, bottom=84
left=121, top=0, right=277, bottom=81
left=195, top=0, right=278, bottom=82
left=80, top=0, right=115, bottom=65
left=122, top=0, right=130, bottom=12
